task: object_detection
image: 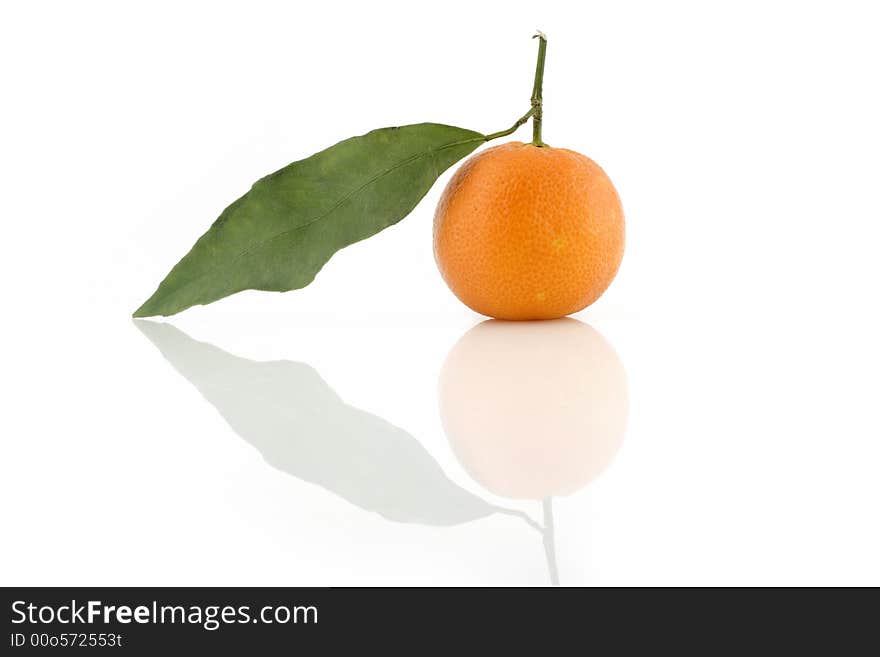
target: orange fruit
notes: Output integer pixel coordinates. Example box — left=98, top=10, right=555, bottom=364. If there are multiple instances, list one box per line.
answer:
left=439, top=318, right=628, bottom=499
left=433, top=142, right=624, bottom=320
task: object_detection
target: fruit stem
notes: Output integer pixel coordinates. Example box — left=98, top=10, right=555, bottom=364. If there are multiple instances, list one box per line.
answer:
left=483, top=33, right=549, bottom=145
left=484, top=107, right=535, bottom=142
left=531, top=31, right=547, bottom=147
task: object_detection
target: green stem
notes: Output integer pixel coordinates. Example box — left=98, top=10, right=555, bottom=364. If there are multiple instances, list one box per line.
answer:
left=531, top=31, right=547, bottom=146
left=483, top=32, right=548, bottom=146
left=484, top=107, right=535, bottom=142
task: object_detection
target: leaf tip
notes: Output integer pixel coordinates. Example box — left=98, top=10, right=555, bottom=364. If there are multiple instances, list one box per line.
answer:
left=132, top=295, right=160, bottom=318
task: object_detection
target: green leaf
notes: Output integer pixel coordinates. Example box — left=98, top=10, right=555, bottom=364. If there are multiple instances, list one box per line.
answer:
left=136, top=320, right=497, bottom=526
left=134, top=123, right=485, bottom=317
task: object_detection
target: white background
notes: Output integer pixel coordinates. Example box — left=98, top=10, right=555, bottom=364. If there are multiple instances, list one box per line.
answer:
left=2, top=1, right=879, bottom=586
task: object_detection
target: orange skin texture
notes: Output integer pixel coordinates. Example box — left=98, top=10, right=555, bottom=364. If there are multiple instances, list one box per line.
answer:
left=433, top=142, right=624, bottom=320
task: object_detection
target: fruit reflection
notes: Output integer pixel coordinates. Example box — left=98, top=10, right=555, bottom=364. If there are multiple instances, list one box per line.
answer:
left=440, top=318, right=627, bottom=584
left=440, top=318, right=628, bottom=500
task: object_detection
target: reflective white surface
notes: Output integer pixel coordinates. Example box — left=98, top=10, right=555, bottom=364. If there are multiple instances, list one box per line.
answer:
left=3, top=308, right=879, bottom=586
left=2, top=1, right=880, bottom=586
left=133, top=318, right=627, bottom=586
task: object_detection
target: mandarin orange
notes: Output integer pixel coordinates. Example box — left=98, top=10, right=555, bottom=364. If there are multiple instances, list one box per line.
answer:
left=433, top=142, right=624, bottom=320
